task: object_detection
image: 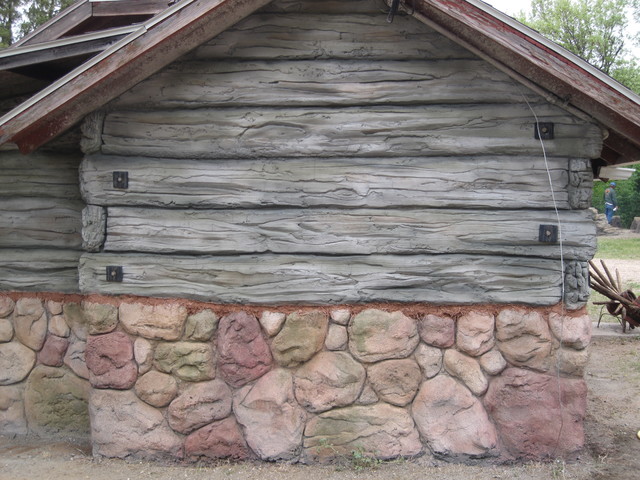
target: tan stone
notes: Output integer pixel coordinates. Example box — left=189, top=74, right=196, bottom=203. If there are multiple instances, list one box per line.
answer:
left=0, top=341, right=36, bottom=385
left=0, top=297, right=15, bottom=318
left=120, top=302, right=188, bottom=341
left=154, top=341, right=215, bottom=382
left=496, top=309, right=553, bottom=372
left=167, top=379, right=232, bottom=434
left=457, top=312, right=495, bottom=356
left=293, top=351, right=365, bottom=412
left=64, top=335, right=89, bottom=380
left=417, top=314, right=455, bottom=348
left=135, top=371, right=178, bottom=408
left=479, top=349, right=507, bottom=376
left=444, top=349, right=488, bottom=396
left=367, top=358, right=422, bottom=406
left=45, top=300, right=63, bottom=316
left=548, top=313, right=591, bottom=350
left=557, top=348, right=590, bottom=377
left=0, top=318, right=13, bottom=343
left=330, top=308, right=351, bottom=326
left=62, top=303, right=88, bottom=340
left=325, top=323, right=348, bottom=350
left=414, top=343, right=442, bottom=379
left=48, top=315, right=70, bottom=338
left=134, top=337, right=154, bottom=374
left=14, top=298, right=47, bottom=351
left=0, top=385, right=27, bottom=435
left=356, top=383, right=378, bottom=405
left=349, top=309, right=419, bottom=363
left=259, top=311, right=286, bottom=336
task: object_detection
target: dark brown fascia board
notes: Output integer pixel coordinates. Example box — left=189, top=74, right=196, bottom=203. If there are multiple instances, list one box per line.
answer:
left=0, top=0, right=273, bottom=153
left=410, top=0, right=640, bottom=166
left=0, top=26, right=137, bottom=71
left=14, top=0, right=171, bottom=48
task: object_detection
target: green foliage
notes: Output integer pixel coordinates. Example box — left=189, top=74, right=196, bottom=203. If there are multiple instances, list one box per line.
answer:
left=0, top=0, right=25, bottom=47
left=518, top=0, right=640, bottom=93
left=592, top=165, right=640, bottom=228
left=0, top=0, right=74, bottom=48
left=19, top=0, right=74, bottom=38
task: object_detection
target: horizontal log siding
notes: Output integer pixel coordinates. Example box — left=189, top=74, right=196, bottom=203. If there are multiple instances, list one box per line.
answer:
left=77, top=1, right=599, bottom=304
left=0, top=249, right=81, bottom=293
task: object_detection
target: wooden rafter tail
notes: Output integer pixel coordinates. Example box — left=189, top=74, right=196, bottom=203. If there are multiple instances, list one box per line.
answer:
left=600, top=259, right=620, bottom=292
left=589, top=260, right=618, bottom=292
left=616, top=269, right=623, bottom=292
left=589, top=267, right=615, bottom=292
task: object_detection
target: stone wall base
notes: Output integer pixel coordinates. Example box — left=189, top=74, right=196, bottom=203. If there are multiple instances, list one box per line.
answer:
left=0, top=293, right=591, bottom=464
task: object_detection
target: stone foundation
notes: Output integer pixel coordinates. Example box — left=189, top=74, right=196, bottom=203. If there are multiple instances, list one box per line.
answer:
left=0, top=294, right=591, bottom=463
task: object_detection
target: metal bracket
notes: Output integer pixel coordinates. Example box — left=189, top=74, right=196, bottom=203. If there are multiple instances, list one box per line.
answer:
left=538, top=224, right=558, bottom=243
left=106, top=266, right=123, bottom=282
left=113, top=171, right=129, bottom=189
left=534, top=122, right=554, bottom=140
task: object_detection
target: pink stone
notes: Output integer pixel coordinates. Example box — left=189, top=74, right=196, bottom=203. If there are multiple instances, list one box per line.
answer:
left=412, top=375, right=498, bottom=459
left=367, top=359, right=421, bottom=406
left=185, top=417, right=251, bottom=461
left=167, top=379, right=232, bottom=434
left=0, top=296, right=15, bottom=318
left=414, top=343, right=442, bottom=379
left=14, top=298, right=47, bottom=351
left=217, top=312, right=272, bottom=388
left=443, top=349, right=488, bottom=396
left=484, top=368, right=587, bottom=459
left=456, top=312, right=495, bottom=356
left=85, top=331, right=137, bottom=389
left=119, top=302, right=187, bottom=341
left=548, top=313, right=591, bottom=350
left=417, top=314, right=455, bottom=348
left=37, top=335, right=69, bottom=367
left=134, top=371, right=178, bottom=407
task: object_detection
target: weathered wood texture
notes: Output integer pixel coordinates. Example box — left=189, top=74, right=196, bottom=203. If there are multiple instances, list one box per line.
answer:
left=100, top=105, right=602, bottom=159
left=0, top=151, right=82, bottom=199
left=79, top=253, right=563, bottom=305
left=260, top=0, right=383, bottom=13
left=104, top=207, right=595, bottom=260
left=0, top=249, right=80, bottom=292
left=112, top=59, right=541, bottom=108
left=80, top=154, right=577, bottom=210
left=0, top=198, right=83, bottom=248
left=187, top=14, right=475, bottom=61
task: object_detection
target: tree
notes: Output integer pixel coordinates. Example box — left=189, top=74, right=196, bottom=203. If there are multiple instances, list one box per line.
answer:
left=0, top=0, right=25, bottom=48
left=518, top=0, right=640, bottom=93
left=19, top=0, right=74, bottom=38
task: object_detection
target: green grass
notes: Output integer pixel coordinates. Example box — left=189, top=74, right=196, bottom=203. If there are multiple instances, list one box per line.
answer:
left=594, top=238, right=640, bottom=260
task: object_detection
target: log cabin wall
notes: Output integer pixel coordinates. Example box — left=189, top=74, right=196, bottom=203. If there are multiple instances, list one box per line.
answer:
left=77, top=0, right=599, bottom=306
left=0, top=121, right=83, bottom=293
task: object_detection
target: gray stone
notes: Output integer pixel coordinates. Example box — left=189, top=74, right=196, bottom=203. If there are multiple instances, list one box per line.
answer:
left=168, top=379, right=232, bottom=434
left=496, top=309, right=553, bottom=372
left=414, top=343, right=442, bottom=379
left=412, top=375, right=498, bottom=459
left=356, top=383, right=379, bottom=405
left=330, top=308, right=351, bottom=326
left=24, top=365, right=90, bottom=436
left=83, top=301, right=119, bottom=335
left=367, top=358, right=422, bottom=406
left=417, top=314, right=455, bottom=348
left=0, top=385, right=27, bottom=435
left=272, top=311, right=329, bottom=367
left=259, top=311, right=286, bottom=336
left=14, top=298, right=47, bottom=351
left=90, top=389, right=183, bottom=460
left=234, top=369, right=306, bottom=461
left=0, top=341, right=36, bottom=385
left=325, top=323, right=348, bottom=350
left=304, top=403, right=422, bottom=463
left=479, top=349, right=507, bottom=376
left=293, top=351, right=365, bottom=412
left=443, top=349, right=488, bottom=396
left=0, top=318, right=13, bottom=343
left=456, top=312, right=495, bottom=357
left=64, top=335, right=89, bottom=380
left=349, top=309, right=419, bottom=363
left=120, top=302, right=187, bottom=341
left=135, top=371, right=178, bottom=408
left=185, top=309, right=218, bottom=342
left=63, top=302, right=88, bottom=341
left=134, top=337, right=154, bottom=374
left=154, top=341, right=215, bottom=382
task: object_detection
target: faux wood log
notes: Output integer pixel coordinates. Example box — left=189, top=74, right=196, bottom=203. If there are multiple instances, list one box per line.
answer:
left=82, top=205, right=106, bottom=252
left=0, top=198, right=83, bottom=249
left=78, top=252, right=563, bottom=305
left=104, top=207, right=595, bottom=260
left=81, top=154, right=573, bottom=210
left=0, top=249, right=80, bottom=293
left=190, top=14, right=474, bottom=61
left=100, top=105, right=602, bottom=160
left=113, top=59, right=540, bottom=108
left=0, top=151, right=82, bottom=199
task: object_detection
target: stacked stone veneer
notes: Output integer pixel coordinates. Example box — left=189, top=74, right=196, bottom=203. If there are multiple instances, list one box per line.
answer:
left=0, top=294, right=592, bottom=463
